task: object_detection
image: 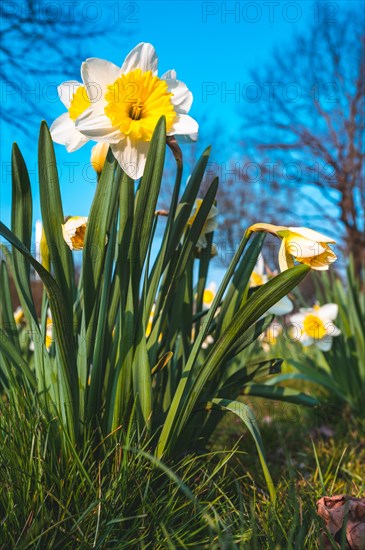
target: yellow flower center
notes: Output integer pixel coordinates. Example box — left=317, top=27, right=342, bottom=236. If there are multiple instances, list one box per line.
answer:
left=251, top=272, right=264, bottom=286
left=203, top=289, right=215, bottom=306
left=104, top=69, right=176, bottom=141
left=68, top=86, right=91, bottom=121
left=303, top=314, right=326, bottom=340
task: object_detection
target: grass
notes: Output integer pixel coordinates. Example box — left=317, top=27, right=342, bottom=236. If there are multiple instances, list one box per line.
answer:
left=1, top=387, right=364, bottom=549
left=212, top=401, right=365, bottom=549
left=0, top=389, right=252, bottom=548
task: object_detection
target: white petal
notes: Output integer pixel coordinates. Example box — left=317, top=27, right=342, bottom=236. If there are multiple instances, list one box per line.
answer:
left=269, top=295, right=293, bottom=316
left=325, top=323, right=341, bottom=337
left=207, top=281, right=217, bottom=293
left=75, top=108, right=122, bottom=142
left=197, top=234, right=208, bottom=248
left=289, top=313, right=305, bottom=326
left=63, top=216, right=88, bottom=233
left=286, top=235, right=326, bottom=258
left=161, top=69, right=177, bottom=80
left=81, top=58, right=120, bottom=107
left=208, top=205, right=219, bottom=219
left=120, top=43, right=158, bottom=75
left=317, top=303, right=338, bottom=321
left=310, top=263, right=330, bottom=271
left=164, top=76, right=193, bottom=114
left=50, top=113, right=89, bottom=152
left=111, top=138, right=149, bottom=180
left=168, top=114, right=198, bottom=140
left=316, top=337, right=332, bottom=352
left=204, top=219, right=218, bottom=234
left=298, top=333, right=314, bottom=347
left=278, top=239, right=293, bottom=272
left=255, top=254, right=265, bottom=277
left=288, top=227, right=335, bottom=244
left=58, top=80, right=82, bottom=108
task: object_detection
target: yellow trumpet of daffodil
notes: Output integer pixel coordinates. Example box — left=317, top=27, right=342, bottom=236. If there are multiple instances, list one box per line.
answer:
left=62, top=216, right=88, bottom=250
left=91, top=142, right=109, bottom=175
left=249, top=223, right=337, bottom=272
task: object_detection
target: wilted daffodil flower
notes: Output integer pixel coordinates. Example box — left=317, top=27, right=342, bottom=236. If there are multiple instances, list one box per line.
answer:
left=289, top=303, right=341, bottom=351
left=53, top=42, right=198, bottom=179
left=188, top=199, right=218, bottom=248
left=249, top=224, right=337, bottom=271
left=91, top=142, right=109, bottom=175
left=62, top=216, right=88, bottom=250
left=250, top=254, right=293, bottom=315
left=261, top=322, right=283, bottom=353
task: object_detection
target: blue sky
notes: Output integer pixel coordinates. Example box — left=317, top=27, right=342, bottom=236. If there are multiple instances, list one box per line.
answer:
left=1, top=0, right=363, bottom=232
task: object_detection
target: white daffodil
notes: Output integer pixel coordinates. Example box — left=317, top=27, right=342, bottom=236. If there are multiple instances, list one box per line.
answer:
left=91, top=142, right=109, bottom=175
left=289, top=303, right=341, bottom=351
left=68, top=42, right=198, bottom=179
left=62, top=216, right=88, bottom=250
left=188, top=199, right=218, bottom=248
left=250, top=254, right=294, bottom=316
left=50, top=81, right=91, bottom=151
left=202, top=282, right=217, bottom=309
left=249, top=224, right=337, bottom=272
left=261, top=322, right=283, bottom=353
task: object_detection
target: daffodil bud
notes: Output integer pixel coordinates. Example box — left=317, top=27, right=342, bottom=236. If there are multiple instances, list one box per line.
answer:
left=14, top=306, right=25, bottom=326
left=40, top=226, right=50, bottom=271
left=62, top=216, right=88, bottom=250
left=91, top=142, right=109, bottom=175
left=188, top=199, right=218, bottom=249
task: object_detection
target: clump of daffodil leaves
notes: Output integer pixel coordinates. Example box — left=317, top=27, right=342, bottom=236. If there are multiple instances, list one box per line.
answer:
left=0, top=42, right=338, bottom=503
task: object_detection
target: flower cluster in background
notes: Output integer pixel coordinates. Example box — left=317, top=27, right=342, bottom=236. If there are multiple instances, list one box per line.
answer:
left=289, top=303, right=341, bottom=351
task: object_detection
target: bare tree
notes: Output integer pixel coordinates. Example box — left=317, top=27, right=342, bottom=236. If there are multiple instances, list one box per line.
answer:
left=1, top=0, right=134, bottom=136
left=239, top=12, right=364, bottom=273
